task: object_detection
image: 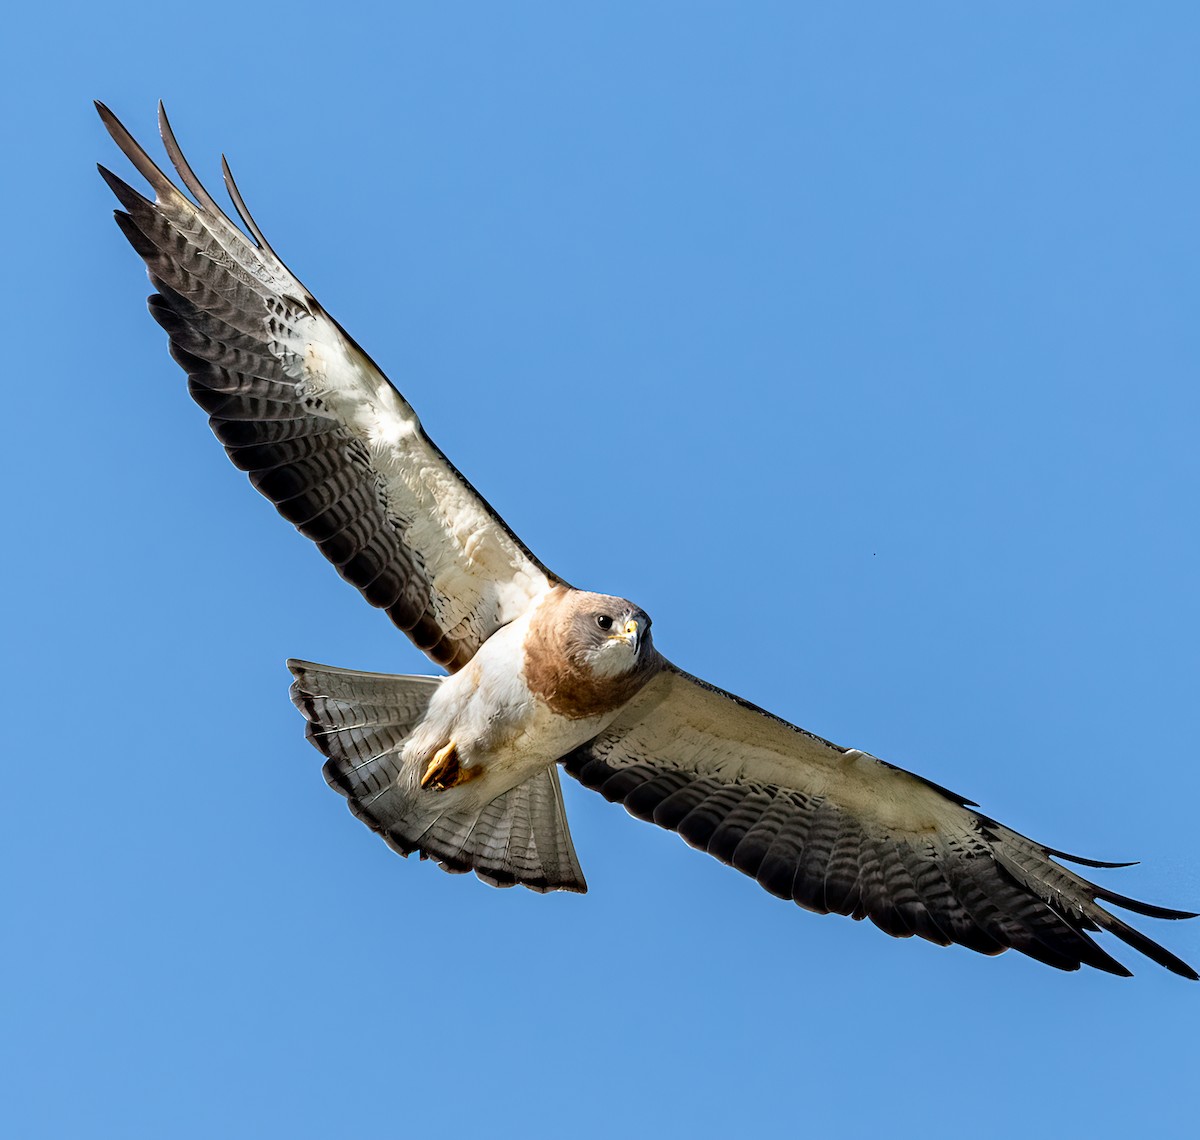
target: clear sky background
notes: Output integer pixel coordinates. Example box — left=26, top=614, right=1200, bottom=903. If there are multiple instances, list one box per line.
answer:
left=4, top=4, right=1198, bottom=1137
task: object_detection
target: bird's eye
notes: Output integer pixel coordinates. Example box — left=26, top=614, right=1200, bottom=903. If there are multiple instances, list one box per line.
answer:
left=596, top=615, right=614, bottom=631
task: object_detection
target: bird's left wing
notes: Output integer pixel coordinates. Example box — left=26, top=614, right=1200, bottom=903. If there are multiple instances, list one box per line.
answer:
left=97, top=103, right=557, bottom=671
left=563, top=666, right=1197, bottom=977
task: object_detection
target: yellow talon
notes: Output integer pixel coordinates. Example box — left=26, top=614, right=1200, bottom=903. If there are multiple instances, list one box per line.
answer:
left=420, top=742, right=483, bottom=791
left=420, top=741, right=460, bottom=791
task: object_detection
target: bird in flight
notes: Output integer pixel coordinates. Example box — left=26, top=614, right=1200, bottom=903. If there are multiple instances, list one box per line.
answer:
left=97, top=102, right=1196, bottom=979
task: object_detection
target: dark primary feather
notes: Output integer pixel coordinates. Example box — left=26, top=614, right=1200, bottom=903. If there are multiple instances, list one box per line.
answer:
left=97, top=101, right=558, bottom=672
left=564, top=667, right=1197, bottom=979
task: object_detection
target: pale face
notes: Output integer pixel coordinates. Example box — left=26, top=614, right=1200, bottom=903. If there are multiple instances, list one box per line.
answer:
left=569, top=593, right=654, bottom=679
left=522, top=586, right=662, bottom=720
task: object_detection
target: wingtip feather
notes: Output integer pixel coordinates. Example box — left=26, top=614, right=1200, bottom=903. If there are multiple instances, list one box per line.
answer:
left=221, top=153, right=279, bottom=257
left=1044, top=845, right=1140, bottom=870
left=95, top=101, right=178, bottom=200
left=1100, top=912, right=1199, bottom=980
left=157, top=102, right=223, bottom=217
left=1092, top=885, right=1198, bottom=922
left=97, top=163, right=152, bottom=213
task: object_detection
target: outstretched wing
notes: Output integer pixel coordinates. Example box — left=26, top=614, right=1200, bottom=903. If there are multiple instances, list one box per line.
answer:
left=98, top=103, right=558, bottom=671
left=564, top=666, right=1197, bottom=978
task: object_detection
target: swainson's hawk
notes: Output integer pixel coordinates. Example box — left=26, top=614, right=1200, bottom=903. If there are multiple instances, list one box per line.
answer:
left=98, top=102, right=1197, bottom=979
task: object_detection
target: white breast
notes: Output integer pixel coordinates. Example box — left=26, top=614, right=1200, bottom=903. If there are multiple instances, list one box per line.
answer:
left=401, top=602, right=619, bottom=805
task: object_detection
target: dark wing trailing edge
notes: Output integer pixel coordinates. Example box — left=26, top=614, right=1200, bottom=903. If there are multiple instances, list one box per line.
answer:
left=97, top=102, right=558, bottom=671
left=563, top=667, right=1197, bottom=978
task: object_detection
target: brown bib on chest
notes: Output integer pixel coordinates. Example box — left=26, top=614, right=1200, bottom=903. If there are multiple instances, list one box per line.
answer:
left=522, top=587, right=662, bottom=719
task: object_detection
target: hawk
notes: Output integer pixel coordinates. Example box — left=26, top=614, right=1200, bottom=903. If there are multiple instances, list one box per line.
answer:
left=98, top=102, right=1196, bottom=979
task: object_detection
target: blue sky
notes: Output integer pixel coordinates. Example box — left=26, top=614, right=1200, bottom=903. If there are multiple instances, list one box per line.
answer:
left=5, top=4, right=1198, bottom=1137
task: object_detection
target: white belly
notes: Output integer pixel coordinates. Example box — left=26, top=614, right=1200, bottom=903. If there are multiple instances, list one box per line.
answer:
left=401, top=608, right=621, bottom=806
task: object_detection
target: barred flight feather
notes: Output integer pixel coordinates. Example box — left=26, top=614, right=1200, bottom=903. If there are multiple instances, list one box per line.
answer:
left=564, top=666, right=1197, bottom=978
left=97, top=101, right=558, bottom=674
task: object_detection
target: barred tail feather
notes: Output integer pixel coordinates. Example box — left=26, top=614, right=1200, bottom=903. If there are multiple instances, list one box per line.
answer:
left=287, top=659, right=587, bottom=893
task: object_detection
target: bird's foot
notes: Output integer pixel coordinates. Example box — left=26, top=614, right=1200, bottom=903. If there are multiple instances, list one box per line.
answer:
left=420, top=741, right=476, bottom=791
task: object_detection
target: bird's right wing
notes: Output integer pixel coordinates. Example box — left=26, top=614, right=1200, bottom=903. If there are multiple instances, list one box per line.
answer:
left=98, top=103, right=558, bottom=671
left=564, top=666, right=1197, bottom=978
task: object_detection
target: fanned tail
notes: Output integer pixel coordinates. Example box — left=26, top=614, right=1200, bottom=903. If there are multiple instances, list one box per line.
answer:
left=288, top=659, right=587, bottom=893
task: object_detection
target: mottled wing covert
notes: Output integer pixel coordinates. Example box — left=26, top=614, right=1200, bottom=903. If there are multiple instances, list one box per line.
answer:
left=98, top=102, right=557, bottom=671
left=564, top=667, right=1197, bottom=978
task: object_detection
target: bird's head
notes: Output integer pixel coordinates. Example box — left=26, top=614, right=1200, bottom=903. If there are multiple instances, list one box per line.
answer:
left=568, top=592, right=654, bottom=679
left=523, top=587, right=661, bottom=718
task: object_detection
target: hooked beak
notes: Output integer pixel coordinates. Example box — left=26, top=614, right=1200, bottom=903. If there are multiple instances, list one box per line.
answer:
left=610, top=618, right=641, bottom=654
